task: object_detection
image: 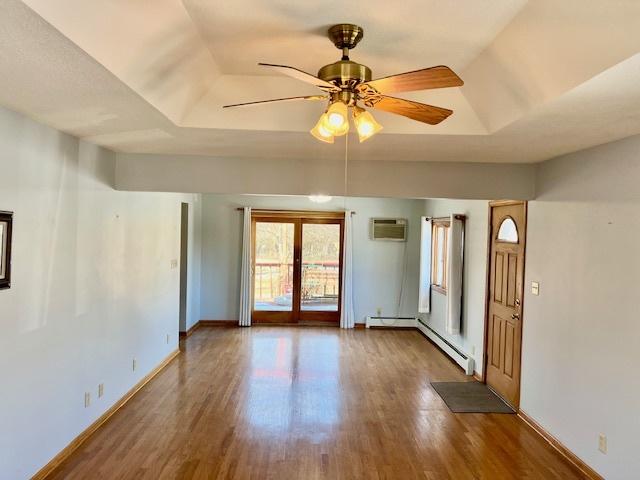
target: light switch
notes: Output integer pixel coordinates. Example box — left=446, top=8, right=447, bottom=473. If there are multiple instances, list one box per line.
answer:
left=598, top=434, right=607, bottom=454
left=170, top=259, right=178, bottom=269
left=531, top=281, right=540, bottom=296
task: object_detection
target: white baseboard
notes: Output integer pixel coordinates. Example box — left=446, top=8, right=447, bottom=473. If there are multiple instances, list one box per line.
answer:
left=364, top=317, right=475, bottom=377
left=416, top=320, right=475, bottom=375
left=365, top=317, right=417, bottom=328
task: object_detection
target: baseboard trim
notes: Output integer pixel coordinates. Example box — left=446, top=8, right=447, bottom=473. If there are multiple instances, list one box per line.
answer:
left=365, top=316, right=417, bottom=329
left=518, top=410, right=603, bottom=480
left=180, top=320, right=238, bottom=338
left=416, top=321, right=475, bottom=375
left=32, top=349, right=180, bottom=480
left=179, top=322, right=200, bottom=338
left=199, top=320, right=238, bottom=327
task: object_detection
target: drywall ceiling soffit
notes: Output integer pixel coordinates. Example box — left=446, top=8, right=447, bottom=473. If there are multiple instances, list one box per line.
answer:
left=460, top=0, right=640, bottom=133
left=4, top=0, right=640, bottom=163
left=113, top=153, right=537, bottom=201
left=20, top=0, right=222, bottom=124
left=90, top=50, right=640, bottom=164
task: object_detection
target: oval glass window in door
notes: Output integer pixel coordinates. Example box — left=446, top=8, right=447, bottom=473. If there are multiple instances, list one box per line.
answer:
left=497, top=217, right=518, bottom=243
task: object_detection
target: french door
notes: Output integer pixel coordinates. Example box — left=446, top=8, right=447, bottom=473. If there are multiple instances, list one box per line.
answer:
left=251, top=211, right=344, bottom=325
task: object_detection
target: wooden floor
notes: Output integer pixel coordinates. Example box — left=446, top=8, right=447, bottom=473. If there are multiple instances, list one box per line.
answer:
left=48, top=327, right=584, bottom=479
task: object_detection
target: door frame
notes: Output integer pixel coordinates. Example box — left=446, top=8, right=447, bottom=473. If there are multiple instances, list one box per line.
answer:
left=250, top=215, right=299, bottom=324
left=178, top=202, right=189, bottom=333
left=480, top=200, right=528, bottom=409
left=298, top=217, right=344, bottom=325
left=250, top=210, right=345, bottom=325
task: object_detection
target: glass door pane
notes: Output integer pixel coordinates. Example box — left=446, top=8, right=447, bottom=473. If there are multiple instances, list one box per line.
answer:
left=301, top=223, right=340, bottom=312
left=254, top=222, right=294, bottom=312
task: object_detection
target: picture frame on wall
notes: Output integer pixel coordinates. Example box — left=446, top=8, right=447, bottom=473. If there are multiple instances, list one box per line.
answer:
left=0, top=211, right=13, bottom=290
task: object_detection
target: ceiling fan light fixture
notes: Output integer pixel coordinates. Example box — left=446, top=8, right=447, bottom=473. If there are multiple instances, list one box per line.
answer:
left=324, top=118, right=349, bottom=136
left=310, top=114, right=335, bottom=143
left=308, top=194, right=333, bottom=204
left=353, top=106, right=383, bottom=142
left=325, top=101, right=348, bottom=131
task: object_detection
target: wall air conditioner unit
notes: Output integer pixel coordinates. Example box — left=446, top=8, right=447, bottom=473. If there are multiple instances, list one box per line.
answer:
left=371, top=218, right=408, bottom=241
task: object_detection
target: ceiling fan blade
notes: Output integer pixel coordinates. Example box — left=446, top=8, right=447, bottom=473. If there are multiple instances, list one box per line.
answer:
left=361, top=66, right=463, bottom=94
left=258, top=63, right=339, bottom=91
left=223, top=95, right=327, bottom=109
left=369, top=95, right=453, bottom=125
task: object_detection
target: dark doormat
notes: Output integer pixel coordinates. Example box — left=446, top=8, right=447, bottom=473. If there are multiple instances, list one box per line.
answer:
left=431, top=381, right=515, bottom=413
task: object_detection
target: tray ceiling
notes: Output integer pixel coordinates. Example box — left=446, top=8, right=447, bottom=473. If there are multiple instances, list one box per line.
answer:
left=1, top=0, right=639, bottom=163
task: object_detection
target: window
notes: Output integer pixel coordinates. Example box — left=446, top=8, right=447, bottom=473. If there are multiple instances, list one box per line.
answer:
left=431, top=219, right=450, bottom=294
left=497, top=216, right=518, bottom=243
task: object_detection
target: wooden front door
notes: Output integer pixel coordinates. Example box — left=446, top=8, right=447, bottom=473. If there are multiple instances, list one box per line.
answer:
left=485, top=201, right=527, bottom=408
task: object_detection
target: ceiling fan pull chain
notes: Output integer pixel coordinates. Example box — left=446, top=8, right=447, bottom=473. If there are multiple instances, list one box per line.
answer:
left=344, top=132, right=349, bottom=205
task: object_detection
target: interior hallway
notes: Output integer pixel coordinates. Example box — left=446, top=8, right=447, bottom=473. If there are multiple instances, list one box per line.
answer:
left=46, top=327, right=583, bottom=479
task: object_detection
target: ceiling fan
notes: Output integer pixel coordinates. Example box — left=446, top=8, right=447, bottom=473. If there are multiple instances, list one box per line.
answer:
left=223, top=24, right=463, bottom=143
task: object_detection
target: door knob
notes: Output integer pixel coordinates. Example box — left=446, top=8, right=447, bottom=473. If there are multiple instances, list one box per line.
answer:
left=511, top=313, right=520, bottom=320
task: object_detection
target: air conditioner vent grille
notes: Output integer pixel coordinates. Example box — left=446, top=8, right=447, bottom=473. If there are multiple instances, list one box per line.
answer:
left=371, top=218, right=408, bottom=241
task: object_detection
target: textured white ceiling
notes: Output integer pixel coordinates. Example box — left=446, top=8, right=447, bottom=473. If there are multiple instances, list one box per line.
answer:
left=2, top=0, right=640, bottom=164
left=183, top=0, right=527, bottom=76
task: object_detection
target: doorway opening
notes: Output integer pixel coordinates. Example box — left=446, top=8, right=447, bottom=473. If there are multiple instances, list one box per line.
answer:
left=483, top=200, right=527, bottom=409
left=179, top=202, right=189, bottom=333
left=251, top=210, right=344, bottom=325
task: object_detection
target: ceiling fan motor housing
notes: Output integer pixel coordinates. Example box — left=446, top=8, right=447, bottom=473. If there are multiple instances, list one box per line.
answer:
left=318, top=60, right=372, bottom=90
left=319, top=24, right=371, bottom=92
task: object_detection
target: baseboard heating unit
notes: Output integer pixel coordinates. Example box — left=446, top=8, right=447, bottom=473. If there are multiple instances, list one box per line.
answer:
left=365, top=316, right=417, bottom=328
left=416, top=319, right=475, bottom=375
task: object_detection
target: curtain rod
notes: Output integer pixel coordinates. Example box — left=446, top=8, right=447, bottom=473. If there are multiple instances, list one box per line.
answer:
left=426, top=214, right=466, bottom=221
left=235, top=208, right=356, bottom=215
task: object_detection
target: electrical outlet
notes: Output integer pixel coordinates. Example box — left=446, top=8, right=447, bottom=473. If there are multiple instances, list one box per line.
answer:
left=98, top=383, right=104, bottom=398
left=84, top=392, right=91, bottom=408
left=170, top=259, right=178, bottom=269
left=598, top=434, right=607, bottom=454
left=376, top=307, right=382, bottom=317
left=531, top=281, right=540, bottom=296
left=132, top=358, right=137, bottom=372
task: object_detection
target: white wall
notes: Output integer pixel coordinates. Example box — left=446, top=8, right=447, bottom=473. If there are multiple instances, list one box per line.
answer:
left=419, top=199, right=489, bottom=375
left=3, top=93, right=638, bottom=479
left=184, top=197, right=202, bottom=331
left=522, top=135, right=640, bottom=479
left=116, top=152, right=537, bottom=200
left=199, top=194, right=422, bottom=323
left=0, top=106, right=201, bottom=480
left=416, top=136, right=640, bottom=478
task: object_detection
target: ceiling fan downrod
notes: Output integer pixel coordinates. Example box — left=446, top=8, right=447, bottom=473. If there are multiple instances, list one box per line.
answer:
left=318, top=24, right=371, bottom=89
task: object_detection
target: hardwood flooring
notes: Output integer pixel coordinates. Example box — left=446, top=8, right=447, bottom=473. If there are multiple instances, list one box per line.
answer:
left=47, top=327, right=585, bottom=479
